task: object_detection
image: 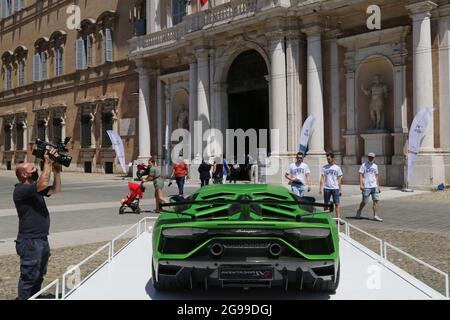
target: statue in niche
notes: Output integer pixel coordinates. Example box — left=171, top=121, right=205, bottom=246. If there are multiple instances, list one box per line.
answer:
left=361, top=74, right=389, bottom=130
left=175, top=104, right=189, bottom=130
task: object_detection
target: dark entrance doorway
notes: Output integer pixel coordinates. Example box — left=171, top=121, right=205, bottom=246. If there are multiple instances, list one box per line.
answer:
left=227, top=50, right=269, bottom=180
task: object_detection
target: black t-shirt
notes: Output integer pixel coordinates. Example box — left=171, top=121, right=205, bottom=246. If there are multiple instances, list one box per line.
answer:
left=13, top=183, right=51, bottom=239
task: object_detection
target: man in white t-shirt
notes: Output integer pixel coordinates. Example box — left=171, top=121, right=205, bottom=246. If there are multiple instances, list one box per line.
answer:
left=285, top=152, right=312, bottom=197
left=319, top=152, right=343, bottom=223
left=356, top=153, right=383, bottom=222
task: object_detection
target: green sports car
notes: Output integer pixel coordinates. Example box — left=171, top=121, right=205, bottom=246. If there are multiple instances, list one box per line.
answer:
left=152, top=184, right=340, bottom=292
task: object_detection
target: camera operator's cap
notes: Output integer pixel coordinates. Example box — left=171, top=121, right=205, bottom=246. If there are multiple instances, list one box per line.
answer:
left=368, top=152, right=376, bottom=158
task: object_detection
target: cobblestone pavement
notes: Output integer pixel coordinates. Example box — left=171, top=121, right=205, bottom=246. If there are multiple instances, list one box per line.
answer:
left=340, top=190, right=450, bottom=234
left=0, top=169, right=449, bottom=299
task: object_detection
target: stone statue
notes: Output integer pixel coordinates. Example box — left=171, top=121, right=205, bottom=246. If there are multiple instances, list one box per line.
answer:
left=176, top=104, right=189, bottom=130
left=361, top=74, right=389, bottom=130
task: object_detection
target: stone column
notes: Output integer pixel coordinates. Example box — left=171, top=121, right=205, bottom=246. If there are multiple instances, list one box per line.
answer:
left=209, top=49, right=216, bottom=129
left=439, top=5, right=450, bottom=186
left=268, top=32, right=288, bottom=156
left=302, top=23, right=327, bottom=183
left=342, top=49, right=361, bottom=165
left=303, top=25, right=325, bottom=156
left=407, top=1, right=437, bottom=152
left=136, top=60, right=151, bottom=159
left=439, top=5, right=450, bottom=152
left=43, top=117, right=50, bottom=143
left=330, top=36, right=341, bottom=159
left=188, top=57, right=198, bottom=135
left=286, top=31, right=302, bottom=153
left=196, top=49, right=210, bottom=132
left=404, top=1, right=446, bottom=188
left=89, top=111, right=95, bottom=149
left=7, top=122, right=15, bottom=151
left=392, top=64, right=408, bottom=165
left=157, top=75, right=163, bottom=160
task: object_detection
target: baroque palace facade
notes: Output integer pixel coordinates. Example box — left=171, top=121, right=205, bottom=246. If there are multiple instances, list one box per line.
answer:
left=129, top=0, right=450, bottom=188
left=0, top=0, right=139, bottom=173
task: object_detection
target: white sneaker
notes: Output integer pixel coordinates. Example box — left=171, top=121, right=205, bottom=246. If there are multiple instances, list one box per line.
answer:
left=374, top=215, right=383, bottom=222
left=356, top=210, right=362, bottom=219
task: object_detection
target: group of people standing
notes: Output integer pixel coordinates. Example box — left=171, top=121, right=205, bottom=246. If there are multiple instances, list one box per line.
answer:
left=285, top=151, right=383, bottom=223
left=198, top=156, right=242, bottom=187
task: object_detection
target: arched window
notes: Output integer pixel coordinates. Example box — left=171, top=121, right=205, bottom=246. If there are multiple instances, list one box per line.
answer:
left=50, top=31, right=66, bottom=77
left=97, top=11, right=117, bottom=64
left=76, top=19, right=96, bottom=70
left=33, top=38, right=49, bottom=82
left=14, top=46, right=28, bottom=87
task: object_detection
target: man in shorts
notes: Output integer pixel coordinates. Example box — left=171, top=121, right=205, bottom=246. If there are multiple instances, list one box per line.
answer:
left=356, top=153, right=383, bottom=222
left=319, top=152, right=343, bottom=223
left=285, top=152, right=311, bottom=197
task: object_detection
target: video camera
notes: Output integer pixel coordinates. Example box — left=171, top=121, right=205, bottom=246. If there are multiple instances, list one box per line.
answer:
left=32, top=137, right=72, bottom=168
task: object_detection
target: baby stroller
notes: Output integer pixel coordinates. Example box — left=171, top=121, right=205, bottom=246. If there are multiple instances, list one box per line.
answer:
left=119, top=182, right=146, bottom=214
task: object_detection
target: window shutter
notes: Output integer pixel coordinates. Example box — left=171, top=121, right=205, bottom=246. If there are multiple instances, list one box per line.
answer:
left=13, top=0, right=20, bottom=12
left=86, top=36, right=92, bottom=66
left=76, top=38, right=86, bottom=70
left=55, top=48, right=63, bottom=76
left=59, top=48, right=64, bottom=75
left=18, top=61, right=24, bottom=86
left=40, top=52, right=47, bottom=80
left=104, top=28, right=113, bottom=63
left=2, top=0, right=10, bottom=18
left=33, top=53, right=41, bottom=81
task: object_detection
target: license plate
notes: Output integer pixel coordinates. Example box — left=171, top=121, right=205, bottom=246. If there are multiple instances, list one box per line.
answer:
left=219, top=268, right=273, bottom=281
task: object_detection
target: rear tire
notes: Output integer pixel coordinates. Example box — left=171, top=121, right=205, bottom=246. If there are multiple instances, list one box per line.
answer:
left=152, top=261, right=188, bottom=291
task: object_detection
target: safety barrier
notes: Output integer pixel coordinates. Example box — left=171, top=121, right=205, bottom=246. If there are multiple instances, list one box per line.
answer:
left=29, top=279, right=59, bottom=300
left=31, top=217, right=157, bottom=300
left=31, top=216, right=448, bottom=299
left=336, top=218, right=449, bottom=299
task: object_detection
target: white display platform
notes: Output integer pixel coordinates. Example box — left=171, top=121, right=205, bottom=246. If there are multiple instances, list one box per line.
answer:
left=64, top=232, right=446, bottom=300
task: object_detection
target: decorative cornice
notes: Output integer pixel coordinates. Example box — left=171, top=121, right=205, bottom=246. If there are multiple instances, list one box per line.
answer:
left=337, top=26, right=411, bottom=50
left=406, top=1, right=437, bottom=16
left=438, top=4, right=450, bottom=18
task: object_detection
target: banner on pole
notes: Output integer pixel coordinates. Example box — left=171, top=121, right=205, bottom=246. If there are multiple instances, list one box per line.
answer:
left=106, top=130, right=127, bottom=174
left=299, top=114, right=316, bottom=155
left=407, top=107, right=434, bottom=184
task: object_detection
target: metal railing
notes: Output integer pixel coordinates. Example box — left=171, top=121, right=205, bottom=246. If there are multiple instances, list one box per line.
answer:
left=384, top=242, right=449, bottom=299
left=61, top=242, right=111, bottom=298
left=31, top=217, right=156, bottom=300
left=336, top=218, right=449, bottom=299
left=131, top=0, right=265, bottom=53
left=29, top=279, right=59, bottom=300
left=347, top=222, right=384, bottom=259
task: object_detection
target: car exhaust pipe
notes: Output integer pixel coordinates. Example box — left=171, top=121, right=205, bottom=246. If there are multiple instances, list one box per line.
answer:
left=210, top=243, right=224, bottom=258
left=269, top=243, right=282, bottom=258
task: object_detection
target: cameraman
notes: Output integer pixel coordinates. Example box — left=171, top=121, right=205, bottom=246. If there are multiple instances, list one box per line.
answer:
left=13, top=148, right=62, bottom=300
